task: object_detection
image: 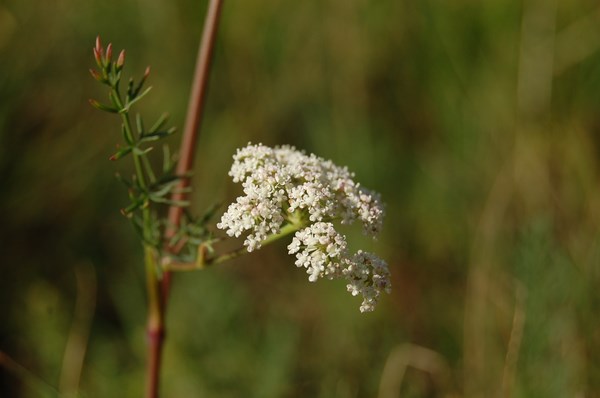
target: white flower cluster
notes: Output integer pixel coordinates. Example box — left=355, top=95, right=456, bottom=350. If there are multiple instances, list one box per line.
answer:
left=217, top=143, right=390, bottom=312
left=287, top=222, right=391, bottom=312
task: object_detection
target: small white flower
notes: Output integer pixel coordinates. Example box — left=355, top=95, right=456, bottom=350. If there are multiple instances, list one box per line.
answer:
left=287, top=222, right=347, bottom=282
left=343, top=250, right=391, bottom=312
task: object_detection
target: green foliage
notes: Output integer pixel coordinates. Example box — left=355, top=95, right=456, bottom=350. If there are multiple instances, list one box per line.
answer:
left=89, top=37, right=209, bottom=262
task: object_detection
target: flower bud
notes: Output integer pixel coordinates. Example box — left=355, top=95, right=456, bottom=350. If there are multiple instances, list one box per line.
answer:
left=94, top=36, right=103, bottom=66
left=89, top=68, right=102, bottom=81
left=116, top=50, right=126, bottom=70
left=105, top=43, right=113, bottom=64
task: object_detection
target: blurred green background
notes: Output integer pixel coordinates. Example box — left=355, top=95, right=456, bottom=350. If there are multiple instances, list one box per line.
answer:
left=1, top=0, right=600, bottom=396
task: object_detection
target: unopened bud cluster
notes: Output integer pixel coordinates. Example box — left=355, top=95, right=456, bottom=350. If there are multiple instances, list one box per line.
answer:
left=217, top=143, right=390, bottom=312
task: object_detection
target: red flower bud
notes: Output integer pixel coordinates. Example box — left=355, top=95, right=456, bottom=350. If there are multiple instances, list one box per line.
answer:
left=95, top=36, right=102, bottom=54
left=94, top=37, right=104, bottom=65
left=105, top=43, right=113, bottom=63
left=89, top=68, right=102, bottom=81
left=93, top=47, right=102, bottom=66
left=116, top=50, right=126, bottom=69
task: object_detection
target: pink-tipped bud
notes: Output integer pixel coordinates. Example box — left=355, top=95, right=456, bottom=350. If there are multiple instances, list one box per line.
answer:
left=105, top=43, right=113, bottom=63
left=89, top=68, right=102, bottom=81
left=93, top=47, right=102, bottom=66
left=94, top=37, right=104, bottom=66
left=116, top=50, right=125, bottom=69
left=144, top=66, right=151, bottom=79
left=95, top=36, right=102, bottom=53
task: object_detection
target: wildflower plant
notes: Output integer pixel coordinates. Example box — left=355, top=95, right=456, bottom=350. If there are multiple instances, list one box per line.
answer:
left=89, top=2, right=390, bottom=394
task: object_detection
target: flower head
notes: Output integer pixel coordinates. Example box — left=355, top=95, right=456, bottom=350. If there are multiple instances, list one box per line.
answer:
left=343, top=250, right=392, bottom=312
left=287, top=222, right=347, bottom=282
left=217, top=143, right=390, bottom=312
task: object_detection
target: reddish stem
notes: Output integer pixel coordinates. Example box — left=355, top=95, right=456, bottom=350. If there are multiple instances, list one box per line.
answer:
left=163, top=0, right=224, bottom=295
left=146, top=325, right=164, bottom=398
left=145, top=1, right=224, bottom=397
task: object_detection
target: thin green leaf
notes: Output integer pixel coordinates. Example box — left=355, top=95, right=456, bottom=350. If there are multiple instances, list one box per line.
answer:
left=136, top=113, right=144, bottom=136
left=121, top=200, right=143, bottom=216
left=126, top=77, right=135, bottom=102
left=133, top=146, right=153, bottom=156
left=122, top=86, right=152, bottom=113
left=89, top=99, right=119, bottom=113
left=140, top=134, right=164, bottom=144
left=140, top=129, right=176, bottom=143
left=109, top=146, right=132, bottom=161
left=162, top=144, right=171, bottom=174
left=148, top=196, right=189, bottom=206
left=148, top=113, right=170, bottom=134
left=141, top=153, right=157, bottom=184
left=133, top=67, right=150, bottom=98
left=150, top=180, right=180, bottom=199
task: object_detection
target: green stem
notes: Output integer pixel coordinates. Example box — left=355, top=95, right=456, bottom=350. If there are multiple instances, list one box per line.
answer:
left=117, top=81, right=158, bottom=394
left=144, top=245, right=162, bottom=328
left=111, top=84, right=149, bottom=191
left=141, top=154, right=157, bottom=184
left=162, top=222, right=304, bottom=272
left=211, top=222, right=303, bottom=264
left=120, top=112, right=148, bottom=190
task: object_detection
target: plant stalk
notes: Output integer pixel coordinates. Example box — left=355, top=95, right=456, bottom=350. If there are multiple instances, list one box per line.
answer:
left=144, top=243, right=164, bottom=398
left=145, top=1, right=224, bottom=397
left=163, top=0, right=224, bottom=296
